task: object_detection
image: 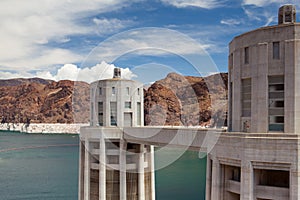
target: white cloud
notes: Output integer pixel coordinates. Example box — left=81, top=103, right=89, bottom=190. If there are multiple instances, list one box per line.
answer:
left=242, top=7, right=262, bottom=21
left=0, top=0, right=137, bottom=72
left=93, top=18, right=134, bottom=35
left=0, top=71, right=33, bottom=80
left=241, top=4, right=280, bottom=26
left=263, top=14, right=276, bottom=26
left=242, top=1, right=299, bottom=26
left=242, top=0, right=287, bottom=7
left=0, top=49, right=83, bottom=72
left=220, top=19, right=242, bottom=26
left=160, top=0, right=226, bottom=9
left=35, top=71, right=56, bottom=80
left=84, top=28, right=212, bottom=65
left=76, top=61, right=136, bottom=83
left=0, top=61, right=136, bottom=83
left=80, top=28, right=220, bottom=78
left=54, top=64, right=82, bottom=81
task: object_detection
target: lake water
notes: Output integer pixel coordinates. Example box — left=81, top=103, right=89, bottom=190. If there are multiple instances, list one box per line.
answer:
left=0, top=131, right=206, bottom=200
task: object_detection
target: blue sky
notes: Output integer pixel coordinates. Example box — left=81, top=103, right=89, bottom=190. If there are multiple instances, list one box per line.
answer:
left=0, top=0, right=298, bottom=83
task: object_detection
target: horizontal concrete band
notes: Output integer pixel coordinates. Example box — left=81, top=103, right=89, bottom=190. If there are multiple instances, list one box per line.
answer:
left=80, top=126, right=300, bottom=151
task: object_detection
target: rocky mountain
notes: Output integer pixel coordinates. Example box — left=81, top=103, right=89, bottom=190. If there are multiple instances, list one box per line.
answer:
left=0, top=78, right=54, bottom=87
left=0, top=79, right=90, bottom=124
left=144, top=73, right=228, bottom=127
left=0, top=73, right=228, bottom=126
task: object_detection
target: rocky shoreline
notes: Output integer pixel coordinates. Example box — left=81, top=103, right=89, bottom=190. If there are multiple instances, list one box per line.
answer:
left=0, top=123, right=89, bottom=134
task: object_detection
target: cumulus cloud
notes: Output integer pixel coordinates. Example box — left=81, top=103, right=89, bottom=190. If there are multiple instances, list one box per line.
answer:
left=75, top=61, right=136, bottom=83
left=0, top=61, right=136, bottom=83
left=160, top=0, right=226, bottom=9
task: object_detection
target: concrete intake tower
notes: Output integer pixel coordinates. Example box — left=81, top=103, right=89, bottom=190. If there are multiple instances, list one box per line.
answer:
left=79, top=68, right=155, bottom=200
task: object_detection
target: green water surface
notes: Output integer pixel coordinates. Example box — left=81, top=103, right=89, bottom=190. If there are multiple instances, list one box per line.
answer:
left=0, top=131, right=206, bottom=200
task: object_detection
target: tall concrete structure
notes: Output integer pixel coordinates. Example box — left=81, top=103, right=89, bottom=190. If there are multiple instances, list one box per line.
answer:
left=79, top=68, right=155, bottom=200
left=206, top=4, right=300, bottom=200
left=228, top=4, right=298, bottom=133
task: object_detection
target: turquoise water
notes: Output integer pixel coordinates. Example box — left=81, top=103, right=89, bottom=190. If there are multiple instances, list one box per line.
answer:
left=0, top=131, right=206, bottom=200
left=155, top=150, right=206, bottom=200
left=0, top=131, right=79, bottom=200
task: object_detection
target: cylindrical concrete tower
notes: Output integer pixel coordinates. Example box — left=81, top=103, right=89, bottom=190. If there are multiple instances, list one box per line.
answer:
left=228, top=4, right=300, bottom=133
left=79, top=68, right=155, bottom=200
left=205, top=5, right=300, bottom=200
left=89, top=69, right=144, bottom=128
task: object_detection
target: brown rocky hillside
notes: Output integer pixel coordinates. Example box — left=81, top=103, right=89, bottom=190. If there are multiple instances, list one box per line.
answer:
left=0, top=79, right=90, bottom=123
left=0, top=73, right=228, bottom=126
left=144, top=73, right=228, bottom=127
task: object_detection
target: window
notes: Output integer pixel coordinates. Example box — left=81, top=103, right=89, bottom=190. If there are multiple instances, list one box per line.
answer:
left=125, top=102, right=131, bottom=109
left=137, top=88, right=140, bottom=95
left=231, top=167, right=241, bottom=182
left=285, top=13, right=292, bottom=22
left=273, top=42, right=280, bottom=59
left=229, top=53, right=233, bottom=71
left=268, top=76, right=284, bottom=132
left=99, top=87, right=102, bottom=95
left=255, top=169, right=289, bottom=188
left=98, top=102, right=103, bottom=126
left=244, top=47, right=249, bottom=64
left=269, top=100, right=284, bottom=108
left=91, top=102, right=94, bottom=125
left=229, top=82, right=233, bottom=131
left=124, top=113, right=132, bottom=127
left=137, top=102, right=141, bottom=126
left=110, top=102, right=117, bottom=126
left=126, top=87, right=130, bottom=95
left=112, top=87, right=116, bottom=95
left=241, top=79, right=251, bottom=117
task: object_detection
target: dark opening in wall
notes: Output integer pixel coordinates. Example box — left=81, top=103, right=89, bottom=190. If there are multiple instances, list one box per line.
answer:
left=242, top=78, right=251, bottom=117
left=274, top=116, right=284, bottom=123
left=231, top=167, right=241, bottom=182
left=255, top=169, right=289, bottom=188
left=273, top=42, right=280, bottom=59
left=244, top=47, right=249, bottom=64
